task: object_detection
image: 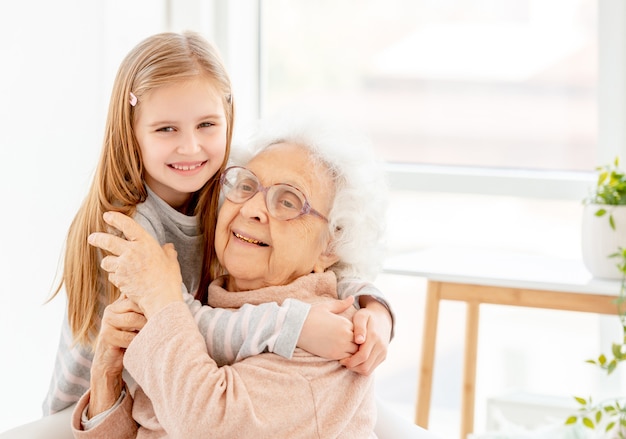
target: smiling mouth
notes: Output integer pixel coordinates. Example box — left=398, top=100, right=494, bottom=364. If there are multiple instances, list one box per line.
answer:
left=169, top=161, right=207, bottom=171
left=233, top=232, right=269, bottom=247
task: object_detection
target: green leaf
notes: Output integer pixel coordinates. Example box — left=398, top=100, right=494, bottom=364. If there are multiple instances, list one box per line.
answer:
left=565, top=416, right=578, bottom=425
left=582, top=417, right=595, bottom=428
left=595, top=208, right=607, bottom=217
left=599, top=171, right=609, bottom=186
left=613, top=343, right=626, bottom=359
left=595, top=409, right=602, bottom=423
left=574, top=396, right=587, bottom=405
left=610, top=214, right=616, bottom=230
left=606, top=421, right=616, bottom=432
left=599, top=354, right=607, bottom=365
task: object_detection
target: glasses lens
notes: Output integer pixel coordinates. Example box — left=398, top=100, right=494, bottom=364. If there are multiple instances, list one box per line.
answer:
left=223, top=168, right=259, bottom=203
left=267, top=185, right=306, bottom=220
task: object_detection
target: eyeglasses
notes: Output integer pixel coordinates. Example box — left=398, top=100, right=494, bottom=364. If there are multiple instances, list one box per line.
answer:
left=219, top=166, right=329, bottom=222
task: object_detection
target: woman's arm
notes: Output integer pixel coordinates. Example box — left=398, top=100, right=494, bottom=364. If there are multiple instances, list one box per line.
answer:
left=87, top=296, right=145, bottom=418
left=93, top=211, right=359, bottom=365
left=71, top=384, right=137, bottom=438
left=123, top=301, right=373, bottom=438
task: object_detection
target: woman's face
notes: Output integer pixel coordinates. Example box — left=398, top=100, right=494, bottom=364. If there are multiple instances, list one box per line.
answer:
left=215, top=142, right=339, bottom=291
left=134, top=78, right=227, bottom=210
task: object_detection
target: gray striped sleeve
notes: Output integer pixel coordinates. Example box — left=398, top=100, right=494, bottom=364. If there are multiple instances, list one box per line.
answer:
left=184, top=291, right=311, bottom=364
left=42, top=316, right=93, bottom=415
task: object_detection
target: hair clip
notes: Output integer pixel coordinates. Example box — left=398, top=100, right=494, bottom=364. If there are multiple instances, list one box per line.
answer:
left=129, top=92, right=138, bottom=107
left=226, top=94, right=232, bottom=104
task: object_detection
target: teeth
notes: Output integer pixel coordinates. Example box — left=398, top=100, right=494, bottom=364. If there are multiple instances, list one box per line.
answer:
left=234, top=232, right=268, bottom=247
left=171, top=162, right=202, bottom=171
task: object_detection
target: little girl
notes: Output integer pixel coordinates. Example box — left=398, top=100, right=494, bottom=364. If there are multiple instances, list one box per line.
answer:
left=43, top=31, right=393, bottom=418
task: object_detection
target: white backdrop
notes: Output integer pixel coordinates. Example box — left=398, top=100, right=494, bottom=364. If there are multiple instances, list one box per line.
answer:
left=0, top=1, right=173, bottom=430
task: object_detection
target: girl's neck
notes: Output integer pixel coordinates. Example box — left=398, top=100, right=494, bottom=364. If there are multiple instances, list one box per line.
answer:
left=145, top=182, right=195, bottom=215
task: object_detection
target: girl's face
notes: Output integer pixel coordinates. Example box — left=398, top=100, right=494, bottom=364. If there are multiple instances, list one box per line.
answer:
left=134, top=78, right=227, bottom=211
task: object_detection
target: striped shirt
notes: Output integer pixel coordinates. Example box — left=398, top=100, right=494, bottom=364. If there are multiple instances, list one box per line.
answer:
left=43, top=186, right=386, bottom=415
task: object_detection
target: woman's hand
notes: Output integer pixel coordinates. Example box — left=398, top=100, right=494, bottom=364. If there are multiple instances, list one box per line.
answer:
left=89, top=295, right=146, bottom=418
left=339, top=296, right=392, bottom=375
left=88, top=211, right=184, bottom=318
left=297, top=296, right=358, bottom=359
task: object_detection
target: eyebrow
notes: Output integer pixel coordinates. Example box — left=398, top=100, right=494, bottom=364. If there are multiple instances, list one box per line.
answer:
left=147, top=113, right=225, bottom=128
left=253, top=171, right=310, bottom=197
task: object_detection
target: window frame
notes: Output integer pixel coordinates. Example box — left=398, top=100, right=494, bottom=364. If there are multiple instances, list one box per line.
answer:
left=203, top=0, right=626, bottom=201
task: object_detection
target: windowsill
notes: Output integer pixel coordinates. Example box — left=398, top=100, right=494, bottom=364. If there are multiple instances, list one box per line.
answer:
left=384, top=163, right=595, bottom=201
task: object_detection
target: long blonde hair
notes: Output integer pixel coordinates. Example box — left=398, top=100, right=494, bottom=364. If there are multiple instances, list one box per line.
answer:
left=53, top=31, right=234, bottom=348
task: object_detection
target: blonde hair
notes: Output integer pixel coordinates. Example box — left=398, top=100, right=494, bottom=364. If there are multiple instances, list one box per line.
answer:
left=52, top=31, right=234, bottom=348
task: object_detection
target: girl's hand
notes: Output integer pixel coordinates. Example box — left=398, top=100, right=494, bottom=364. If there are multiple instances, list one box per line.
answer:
left=89, top=295, right=146, bottom=418
left=88, top=211, right=184, bottom=318
left=297, top=296, right=358, bottom=359
left=339, top=296, right=392, bottom=376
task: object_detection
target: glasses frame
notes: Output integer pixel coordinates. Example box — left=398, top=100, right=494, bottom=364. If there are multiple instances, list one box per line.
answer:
left=219, top=166, right=329, bottom=222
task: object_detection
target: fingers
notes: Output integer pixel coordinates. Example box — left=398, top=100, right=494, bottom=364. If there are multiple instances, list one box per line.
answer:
left=352, top=309, right=369, bottom=344
left=102, top=211, right=147, bottom=242
left=340, top=332, right=384, bottom=375
left=339, top=305, right=390, bottom=375
left=340, top=346, right=382, bottom=376
left=105, top=298, right=147, bottom=331
left=329, top=295, right=355, bottom=314
left=88, top=232, right=130, bottom=257
left=111, top=295, right=144, bottom=316
left=100, top=298, right=147, bottom=349
left=87, top=211, right=151, bottom=256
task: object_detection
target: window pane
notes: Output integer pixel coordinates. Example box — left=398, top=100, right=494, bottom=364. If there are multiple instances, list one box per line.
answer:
left=261, top=0, right=597, bottom=172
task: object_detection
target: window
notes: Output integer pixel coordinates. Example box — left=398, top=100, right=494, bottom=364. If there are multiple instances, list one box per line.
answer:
left=248, top=0, right=626, bottom=199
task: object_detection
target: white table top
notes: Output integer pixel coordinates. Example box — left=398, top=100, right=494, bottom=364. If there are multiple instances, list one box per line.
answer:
left=383, top=247, right=621, bottom=296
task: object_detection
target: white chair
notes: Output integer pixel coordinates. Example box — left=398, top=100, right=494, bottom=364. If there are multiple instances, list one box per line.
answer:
left=0, top=399, right=442, bottom=439
left=0, top=406, right=73, bottom=439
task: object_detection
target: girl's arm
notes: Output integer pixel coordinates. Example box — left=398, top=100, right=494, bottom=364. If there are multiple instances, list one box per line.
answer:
left=183, top=288, right=313, bottom=365
left=43, top=315, right=94, bottom=416
left=338, top=277, right=394, bottom=375
left=96, top=212, right=357, bottom=366
left=133, top=209, right=359, bottom=365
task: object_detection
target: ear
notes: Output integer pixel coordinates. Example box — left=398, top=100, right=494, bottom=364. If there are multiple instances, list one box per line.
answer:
left=312, top=249, right=340, bottom=273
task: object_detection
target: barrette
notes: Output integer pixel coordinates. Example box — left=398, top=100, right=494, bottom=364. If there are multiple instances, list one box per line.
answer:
left=129, top=92, right=138, bottom=107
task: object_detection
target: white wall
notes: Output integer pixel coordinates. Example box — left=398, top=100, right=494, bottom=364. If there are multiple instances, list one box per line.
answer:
left=0, top=1, right=168, bottom=430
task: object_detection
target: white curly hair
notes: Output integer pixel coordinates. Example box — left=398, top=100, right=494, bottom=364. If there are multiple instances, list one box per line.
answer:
left=231, top=109, right=388, bottom=281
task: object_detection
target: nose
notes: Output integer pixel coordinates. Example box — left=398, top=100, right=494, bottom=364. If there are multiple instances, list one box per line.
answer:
left=176, top=130, right=201, bottom=155
left=238, top=190, right=269, bottom=223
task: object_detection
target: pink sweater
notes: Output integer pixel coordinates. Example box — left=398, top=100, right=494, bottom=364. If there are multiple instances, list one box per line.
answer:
left=72, top=272, right=377, bottom=438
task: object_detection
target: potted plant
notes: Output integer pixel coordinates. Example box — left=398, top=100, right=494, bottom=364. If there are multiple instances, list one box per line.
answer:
left=582, top=157, right=626, bottom=279
left=566, top=248, right=626, bottom=437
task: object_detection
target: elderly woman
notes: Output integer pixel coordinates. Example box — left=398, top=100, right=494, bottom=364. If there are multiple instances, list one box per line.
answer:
left=74, top=114, right=389, bottom=437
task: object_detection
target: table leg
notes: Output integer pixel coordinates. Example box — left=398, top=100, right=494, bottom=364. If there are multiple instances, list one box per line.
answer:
left=415, top=280, right=441, bottom=427
left=460, top=301, right=480, bottom=439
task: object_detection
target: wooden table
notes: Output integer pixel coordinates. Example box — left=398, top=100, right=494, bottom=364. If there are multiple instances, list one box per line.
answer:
left=382, top=247, right=622, bottom=439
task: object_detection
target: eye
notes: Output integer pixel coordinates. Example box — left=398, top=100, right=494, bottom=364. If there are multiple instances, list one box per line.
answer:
left=234, top=178, right=257, bottom=196
left=156, top=126, right=175, bottom=133
left=275, top=189, right=303, bottom=212
left=198, top=122, right=215, bottom=128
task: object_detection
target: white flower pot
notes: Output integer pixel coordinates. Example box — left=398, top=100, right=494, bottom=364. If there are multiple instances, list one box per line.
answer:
left=581, top=203, right=626, bottom=279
